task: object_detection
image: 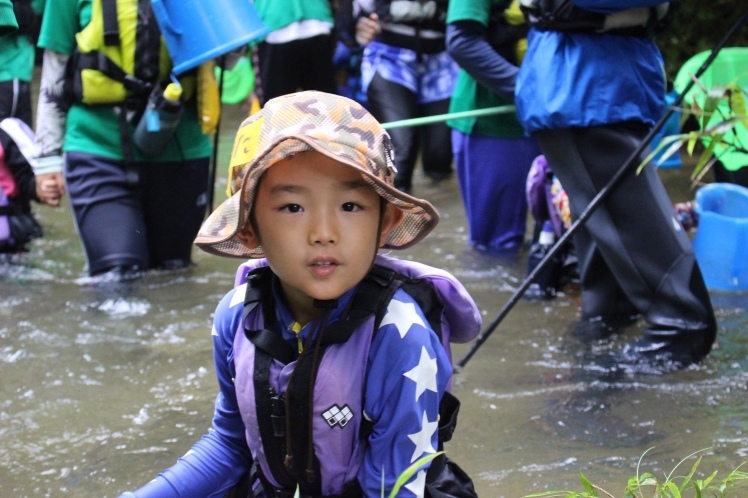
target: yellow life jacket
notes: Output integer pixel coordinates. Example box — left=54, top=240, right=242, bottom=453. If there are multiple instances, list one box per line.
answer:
left=486, top=0, right=529, bottom=66
left=67, top=0, right=171, bottom=105
left=64, top=0, right=218, bottom=137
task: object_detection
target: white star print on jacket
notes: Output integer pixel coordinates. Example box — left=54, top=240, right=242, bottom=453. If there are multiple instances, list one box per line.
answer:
left=360, top=290, right=452, bottom=497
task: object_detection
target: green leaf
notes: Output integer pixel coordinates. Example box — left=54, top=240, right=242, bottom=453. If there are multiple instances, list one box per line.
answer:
left=666, top=447, right=710, bottom=484
left=638, top=148, right=660, bottom=174
left=687, top=131, right=699, bottom=156
left=679, top=455, right=703, bottom=493
left=523, top=492, right=575, bottom=498
left=693, top=480, right=702, bottom=498
left=690, top=135, right=721, bottom=181
left=639, top=476, right=658, bottom=487
left=730, top=89, right=748, bottom=128
left=701, top=469, right=719, bottom=488
left=702, top=92, right=722, bottom=129
left=579, top=472, right=598, bottom=497
left=665, top=480, right=681, bottom=498
left=656, top=139, right=685, bottom=167
left=704, top=117, right=738, bottom=136
left=387, top=451, right=442, bottom=498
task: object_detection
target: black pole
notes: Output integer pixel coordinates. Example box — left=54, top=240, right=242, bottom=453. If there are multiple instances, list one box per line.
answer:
left=455, top=9, right=748, bottom=372
left=207, top=56, right=226, bottom=216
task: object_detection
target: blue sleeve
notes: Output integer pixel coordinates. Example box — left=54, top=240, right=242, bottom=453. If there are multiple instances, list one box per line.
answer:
left=572, top=0, right=672, bottom=14
left=359, top=289, right=453, bottom=498
left=121, top=288, right=253, bottom=498
left=446, top=21, right=518, bottom=102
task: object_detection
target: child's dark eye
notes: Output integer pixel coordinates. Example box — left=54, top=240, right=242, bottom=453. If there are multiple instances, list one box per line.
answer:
left=280, top=204, right=303, bottom=213
left=341, top=202, right=363, bottom=212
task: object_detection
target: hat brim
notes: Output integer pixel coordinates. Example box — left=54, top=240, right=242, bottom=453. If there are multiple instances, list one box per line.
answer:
left=194, top=135, right=439, bottom=259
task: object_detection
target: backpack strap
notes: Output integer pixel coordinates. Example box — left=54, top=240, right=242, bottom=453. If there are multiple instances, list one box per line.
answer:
left=72, top=51, right=154, bottom=97
left=320, top=264, right=402, bottom=346
left=134, top=0, right=162, bottom=84
left=242, top=267, right=296, bottom=364
left=102, top=0, right=120, bottom=46
left=242, top=266, right=299, bottom=491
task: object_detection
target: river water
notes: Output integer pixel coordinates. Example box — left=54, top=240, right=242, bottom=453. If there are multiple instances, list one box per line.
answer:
left=2, top=102, right=748, bottom=497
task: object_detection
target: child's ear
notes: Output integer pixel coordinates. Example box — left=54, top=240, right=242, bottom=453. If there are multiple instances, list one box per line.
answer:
left=236, top=225, right=261, bottom=250
left=378, top=203, right=403, bottom=247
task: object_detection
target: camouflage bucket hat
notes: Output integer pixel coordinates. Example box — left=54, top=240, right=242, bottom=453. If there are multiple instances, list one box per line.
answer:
left=194, top=91, right=439, bottom=259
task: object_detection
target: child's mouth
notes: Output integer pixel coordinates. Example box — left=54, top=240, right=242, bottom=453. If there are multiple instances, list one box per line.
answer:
left=310, top=259, right=338, bottom=277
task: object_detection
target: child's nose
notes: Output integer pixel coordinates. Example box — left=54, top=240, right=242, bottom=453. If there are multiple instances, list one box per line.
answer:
left=309, top=211, right=338, bottom=245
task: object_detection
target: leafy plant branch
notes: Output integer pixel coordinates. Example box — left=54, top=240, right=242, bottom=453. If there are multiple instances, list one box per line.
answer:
left=639, top=76, right=747, bottom=188
left=523, top=447, right=748, bottom=498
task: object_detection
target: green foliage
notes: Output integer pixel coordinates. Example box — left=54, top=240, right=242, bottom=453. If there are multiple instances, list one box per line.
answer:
left=641, top=78, right=747, bottom=184
left=523, top=448, right=748, bottom=498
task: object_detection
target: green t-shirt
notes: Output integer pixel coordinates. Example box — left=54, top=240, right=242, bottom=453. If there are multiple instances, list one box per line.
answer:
left=446, top=0, right=525, bottom=138
left=254, top=0, right=333, bottom=33
left=0, top=0, right=44, bottom=77
left=0, top=31, right=34, bottom=81
left=37, top=0, right=211, bottom=161
left=0, top=0, right=17, bottom=36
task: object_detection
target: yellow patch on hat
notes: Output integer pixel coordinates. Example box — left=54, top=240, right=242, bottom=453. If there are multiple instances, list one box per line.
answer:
left=226, top=115, right=264, bottom=196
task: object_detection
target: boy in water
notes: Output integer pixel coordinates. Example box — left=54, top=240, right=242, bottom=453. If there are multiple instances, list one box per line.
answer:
left=120, top=91, right=480, bottom=497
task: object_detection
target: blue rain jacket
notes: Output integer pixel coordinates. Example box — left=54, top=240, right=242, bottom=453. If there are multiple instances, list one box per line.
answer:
left=515, top=0, right=670, bottom=134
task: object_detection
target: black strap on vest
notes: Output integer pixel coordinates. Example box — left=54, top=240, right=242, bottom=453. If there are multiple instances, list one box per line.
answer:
left=242, top=268, right=298, bottom=491
left=102, top=0, right=120, bottom=46
left=242, top=264, right=451, bottom=497
left=134, top=0, right=161, bottom=84
left=73, top=51, right=154, bottom=97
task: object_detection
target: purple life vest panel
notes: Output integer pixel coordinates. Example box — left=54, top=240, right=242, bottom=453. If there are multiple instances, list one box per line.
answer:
left=234, top=305, right=373, bottom=494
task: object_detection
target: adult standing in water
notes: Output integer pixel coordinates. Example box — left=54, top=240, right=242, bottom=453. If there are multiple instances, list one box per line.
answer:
left=514, top=0, right=717, bottom=373
left=252, top=0, right=339, bottom=104
left=0, top=0, right=43, bottom=126
left=446, top=0, right=542, bottom=255
left=353, top=0, right=458, bottom=194
left=33, top=0, right=212, bottom=279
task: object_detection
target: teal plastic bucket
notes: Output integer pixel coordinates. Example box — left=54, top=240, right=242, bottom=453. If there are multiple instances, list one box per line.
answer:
left=692, top=183, right=748, bottom=290
left=151, top=0, right=269, bottom=75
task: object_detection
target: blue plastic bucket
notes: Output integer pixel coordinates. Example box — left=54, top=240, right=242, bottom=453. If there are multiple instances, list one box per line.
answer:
left=151, top=0, right=269, bottom=75
left=692, top=183, right=748, bottom=290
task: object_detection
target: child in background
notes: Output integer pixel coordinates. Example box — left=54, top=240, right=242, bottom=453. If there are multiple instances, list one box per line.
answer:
left=120, top=91, right=480, bottom=498
left=0, top=117, right=61, bottom=255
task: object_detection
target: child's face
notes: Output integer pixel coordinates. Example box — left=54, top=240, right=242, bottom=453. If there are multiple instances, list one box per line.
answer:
left=238, top=151, right=402, bottom=323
